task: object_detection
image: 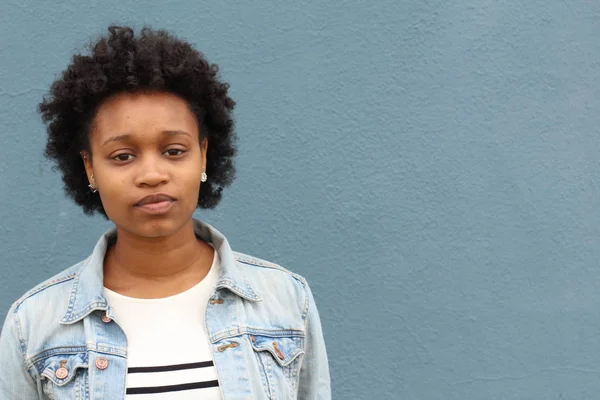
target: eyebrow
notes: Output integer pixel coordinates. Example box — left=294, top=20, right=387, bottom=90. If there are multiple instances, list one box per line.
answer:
left=101, top=130, right=192, bottom=147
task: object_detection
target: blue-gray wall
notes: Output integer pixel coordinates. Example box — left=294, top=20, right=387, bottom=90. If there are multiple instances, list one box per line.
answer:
left=2, top=1, right=600, bottom=399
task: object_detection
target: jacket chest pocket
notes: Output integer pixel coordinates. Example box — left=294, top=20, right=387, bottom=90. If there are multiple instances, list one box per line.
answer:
left=250, top=335, right=304, bottom=400
left=38, top=353, right=89, bottom=400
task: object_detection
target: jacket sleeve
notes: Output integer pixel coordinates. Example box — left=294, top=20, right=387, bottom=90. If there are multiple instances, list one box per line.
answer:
left=297, top=282, right=331, bottom=400
left=0, top=309, right=39, bottom=399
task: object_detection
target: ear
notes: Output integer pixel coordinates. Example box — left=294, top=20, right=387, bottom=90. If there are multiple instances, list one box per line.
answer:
left=80, top=151, right=94, bottom=184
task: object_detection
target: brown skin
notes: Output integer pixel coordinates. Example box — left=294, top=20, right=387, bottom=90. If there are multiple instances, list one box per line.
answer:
left=81, top=91, right=215, bottom=299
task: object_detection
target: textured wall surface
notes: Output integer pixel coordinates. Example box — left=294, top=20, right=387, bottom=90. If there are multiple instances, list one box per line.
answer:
left=2, top=1, right=600, bottom=399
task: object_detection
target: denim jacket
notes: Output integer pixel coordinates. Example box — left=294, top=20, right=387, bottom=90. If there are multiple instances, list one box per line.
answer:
left=0, top=219, right=331, bottom=399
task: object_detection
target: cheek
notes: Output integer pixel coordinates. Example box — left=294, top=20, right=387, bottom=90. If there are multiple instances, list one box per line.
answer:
left=180, top=171, right=202, bottom=202
left=97, top=177, right=128, bottom=208
left=185, top=173, right=202, bottom=195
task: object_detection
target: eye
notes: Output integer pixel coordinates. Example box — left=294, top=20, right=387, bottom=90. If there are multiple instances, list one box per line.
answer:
left=112, top=153, right=135, bottom=162
left=164, top=149, right=185, bottom=157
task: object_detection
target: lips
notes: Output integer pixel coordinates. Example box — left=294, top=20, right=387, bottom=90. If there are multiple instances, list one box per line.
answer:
left=135, top=193, right=176, bottom=206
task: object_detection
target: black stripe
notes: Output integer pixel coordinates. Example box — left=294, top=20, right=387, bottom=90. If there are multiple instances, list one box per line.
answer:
left=128, top=361, right=214, bottom=374
left=126, top=380, right=220, bottom=394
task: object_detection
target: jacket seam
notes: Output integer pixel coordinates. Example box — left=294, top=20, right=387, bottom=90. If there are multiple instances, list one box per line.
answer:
left=301, top=280, right=310, bottom=325
left=26, top=346, right=87, bottom=369
left=210, top=327, right=306, bottom=343
left=300, top=280, right=310, bottom=362
left=25, top=344, right=127, bottom=370
left=215, top=278, right=261, bottom=302
left=61, top=302, right=107, bottom=324
left=12, top=312, right=38, bottom=384
left=13, top=273, right=77, bottom=311
left=62, top=265, right=86, bottom=321
left=235, top=256, right=307, bottom=285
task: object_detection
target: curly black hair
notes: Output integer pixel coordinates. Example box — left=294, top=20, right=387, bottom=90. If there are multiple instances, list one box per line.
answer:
left=39, top=25, right=237, bottom=218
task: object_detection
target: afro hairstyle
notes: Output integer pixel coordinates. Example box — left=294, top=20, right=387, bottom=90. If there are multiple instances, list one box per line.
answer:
left=39, top=25, right=237, bottom=218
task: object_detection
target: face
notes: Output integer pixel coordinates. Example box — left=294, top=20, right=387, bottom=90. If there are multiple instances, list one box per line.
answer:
left=81, top=91, right=207, bottom=238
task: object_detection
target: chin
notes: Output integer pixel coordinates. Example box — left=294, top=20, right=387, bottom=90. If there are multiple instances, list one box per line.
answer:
left=110, top=215, right=178, bottom=239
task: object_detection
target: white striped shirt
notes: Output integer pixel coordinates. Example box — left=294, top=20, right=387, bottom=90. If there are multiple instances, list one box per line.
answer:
left=104, top=250, right=222, bottom=399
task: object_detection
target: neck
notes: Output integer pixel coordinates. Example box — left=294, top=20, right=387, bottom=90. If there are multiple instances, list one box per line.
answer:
left=103, top=219, right=215, bottom=298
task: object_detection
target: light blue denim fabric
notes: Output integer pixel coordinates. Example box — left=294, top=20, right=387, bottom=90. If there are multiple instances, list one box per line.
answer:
left=0, top=219, right=331, bottom=399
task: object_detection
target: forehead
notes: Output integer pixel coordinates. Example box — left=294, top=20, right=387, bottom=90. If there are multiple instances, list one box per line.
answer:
left=91, top=91, right=198, bottom=139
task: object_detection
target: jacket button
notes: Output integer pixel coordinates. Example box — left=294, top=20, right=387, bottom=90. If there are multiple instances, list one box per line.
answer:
left=100, top=312, right=112, bottom=323
left=95, top=357, right=109, bottom=370
left=55, top=367, right=69, bottom=380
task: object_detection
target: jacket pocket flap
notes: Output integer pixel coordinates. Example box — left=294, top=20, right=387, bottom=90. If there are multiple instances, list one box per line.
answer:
left=40, top=353, right=88, bottom=386
left=250, top=335, right=304, bottom=367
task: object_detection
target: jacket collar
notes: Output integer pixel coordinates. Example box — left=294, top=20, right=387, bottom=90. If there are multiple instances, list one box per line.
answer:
left=61, top=219, right=261, bottom=325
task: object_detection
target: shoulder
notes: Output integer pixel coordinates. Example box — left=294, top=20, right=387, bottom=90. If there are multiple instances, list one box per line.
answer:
left=7, top=259, right=85, bottom=318
left=232, top=251, right=311, bottom=315
left=233, top=251, right=307, bottom=285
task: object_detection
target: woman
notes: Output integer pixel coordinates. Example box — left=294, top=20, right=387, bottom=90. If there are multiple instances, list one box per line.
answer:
left=0, top=26, right=330, bottom=399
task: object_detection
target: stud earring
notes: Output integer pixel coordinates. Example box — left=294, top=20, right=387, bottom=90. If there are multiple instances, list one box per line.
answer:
left=88, top=173, right=98, bottom=193
left=201, top=172, right=208, bottom=182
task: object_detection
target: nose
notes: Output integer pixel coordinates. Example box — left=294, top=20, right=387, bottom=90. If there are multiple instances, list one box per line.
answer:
left=134, top=154, right=169, bottom=187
